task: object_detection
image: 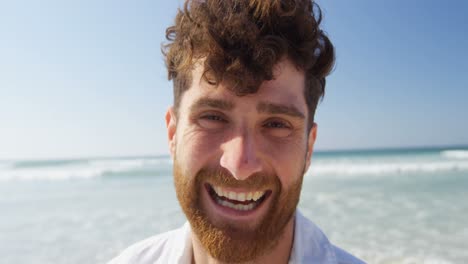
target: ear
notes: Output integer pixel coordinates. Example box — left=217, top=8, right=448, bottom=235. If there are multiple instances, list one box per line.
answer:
left=165, top=106, right=177, bottom=158
left=304, top=123, right=318, bottom=172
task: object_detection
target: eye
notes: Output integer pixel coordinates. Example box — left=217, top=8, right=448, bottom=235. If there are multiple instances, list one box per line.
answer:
left=197, top=113, right=228, bottom=129
left=264, top=120, right=289, bottom=129
left=263, top=119, right=293, bottom=138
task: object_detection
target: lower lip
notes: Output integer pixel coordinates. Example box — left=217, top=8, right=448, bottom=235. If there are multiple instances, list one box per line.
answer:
left=204, top=184, right=271, bottom=218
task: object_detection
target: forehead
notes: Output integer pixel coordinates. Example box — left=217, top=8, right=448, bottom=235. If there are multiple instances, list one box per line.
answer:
left=180, top=59, right=307, bottom=113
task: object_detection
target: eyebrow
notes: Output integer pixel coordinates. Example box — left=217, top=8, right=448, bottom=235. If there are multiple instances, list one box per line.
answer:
left=257, top=101, right=305, bottom=119
left=190, top=98, right=234, bottom=112
left=189, top=97, right=305, bottom=119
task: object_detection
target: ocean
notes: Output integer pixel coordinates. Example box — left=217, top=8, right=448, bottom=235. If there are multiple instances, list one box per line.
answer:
left=1, top=147, right=467, bottom=264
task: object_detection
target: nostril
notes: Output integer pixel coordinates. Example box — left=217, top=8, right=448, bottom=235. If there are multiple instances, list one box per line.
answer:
left=220, top=160, right=262, bottom=181
left=220, top=135, right=262, bottom=180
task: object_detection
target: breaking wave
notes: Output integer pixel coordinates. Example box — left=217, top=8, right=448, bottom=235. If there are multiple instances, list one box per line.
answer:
left=308, top=159, right=468, bottom=176
left=0, top=157, right=173, bottom=182
left=440, top=150, right=468, bottom=159
left=2, top=148, right=468, bottom=181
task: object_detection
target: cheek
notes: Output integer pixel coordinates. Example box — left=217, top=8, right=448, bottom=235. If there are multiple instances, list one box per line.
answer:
left=176, top=127, right=224, bottom=172
left=262, top=137, right=307, bottom=187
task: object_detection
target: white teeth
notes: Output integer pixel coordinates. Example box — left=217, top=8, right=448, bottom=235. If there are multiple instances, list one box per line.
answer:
left=253, top=191, right=262, bottom=201
left=228, top=191, right=236, bottom=200
left=215, top=197, right=257, bottom=211
left=216, top=187, right=223, bottom=197
left=212, top=186, right=266, bottom=203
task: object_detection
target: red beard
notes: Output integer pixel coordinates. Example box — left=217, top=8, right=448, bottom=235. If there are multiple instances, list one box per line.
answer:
left=173, top=161, right=304, bottom=263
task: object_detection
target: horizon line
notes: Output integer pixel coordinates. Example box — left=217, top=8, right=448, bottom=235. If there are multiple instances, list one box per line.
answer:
left=1, top=143, right=468, bottom=162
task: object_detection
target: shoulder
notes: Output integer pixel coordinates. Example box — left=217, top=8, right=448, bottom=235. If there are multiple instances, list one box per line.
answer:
left=108, top=224, right=192, bottom=264
left=333, top=245, right=366, bottom=264
left=293, top=211, right=366, bottom=264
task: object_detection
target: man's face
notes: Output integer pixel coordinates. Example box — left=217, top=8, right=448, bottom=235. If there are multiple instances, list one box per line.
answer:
left=166, top=59, right=317, bottom=262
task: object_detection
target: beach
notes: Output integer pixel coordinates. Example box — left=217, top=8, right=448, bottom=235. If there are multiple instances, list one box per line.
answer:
left=1, top=147, right=467, bottom=263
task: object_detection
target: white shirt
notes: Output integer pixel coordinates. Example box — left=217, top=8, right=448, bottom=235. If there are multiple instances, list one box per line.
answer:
left=109, top=211, right=365, bottom=264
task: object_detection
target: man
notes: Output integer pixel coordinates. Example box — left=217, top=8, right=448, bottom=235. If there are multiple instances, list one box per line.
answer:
left=110, top=0, right=365, bottom=263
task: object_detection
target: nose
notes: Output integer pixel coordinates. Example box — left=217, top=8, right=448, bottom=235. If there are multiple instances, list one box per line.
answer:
left=219, top=131, right=263, bottom=181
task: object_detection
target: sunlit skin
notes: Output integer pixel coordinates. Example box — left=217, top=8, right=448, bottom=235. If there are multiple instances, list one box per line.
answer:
left=165, top=59, right=318, bottom=264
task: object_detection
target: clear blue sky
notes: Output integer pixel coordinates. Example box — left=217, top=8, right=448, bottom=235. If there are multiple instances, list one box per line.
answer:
left=1, top=0, right=467, bottom=159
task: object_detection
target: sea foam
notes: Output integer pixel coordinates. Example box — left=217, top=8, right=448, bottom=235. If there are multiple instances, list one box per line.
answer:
left=0, top=157, right=172, bottom=182
left=440, top=150, right=468, bottom=159
left=2, top=148, right=468, bottom=181
left=309, top=159, right=468, bottom=176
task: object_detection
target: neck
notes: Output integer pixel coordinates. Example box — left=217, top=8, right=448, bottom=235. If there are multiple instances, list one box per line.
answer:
left=191, top=216, right=296, bottom=264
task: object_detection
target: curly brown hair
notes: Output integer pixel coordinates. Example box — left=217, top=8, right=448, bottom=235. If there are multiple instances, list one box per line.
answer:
left=163, top=0, right=335, bottom=129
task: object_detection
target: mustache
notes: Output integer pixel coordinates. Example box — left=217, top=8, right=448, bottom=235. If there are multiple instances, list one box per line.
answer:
left=195, top=167, right=277, bottom=190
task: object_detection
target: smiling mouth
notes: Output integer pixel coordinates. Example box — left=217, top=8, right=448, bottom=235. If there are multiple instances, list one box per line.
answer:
left=206, top=184, right=271, bottom=211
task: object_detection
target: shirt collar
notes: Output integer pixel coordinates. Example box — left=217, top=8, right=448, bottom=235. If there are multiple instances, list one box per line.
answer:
left=289, top=210, right=338, bottom=263
left=181, top=210, right=337, bottom=263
